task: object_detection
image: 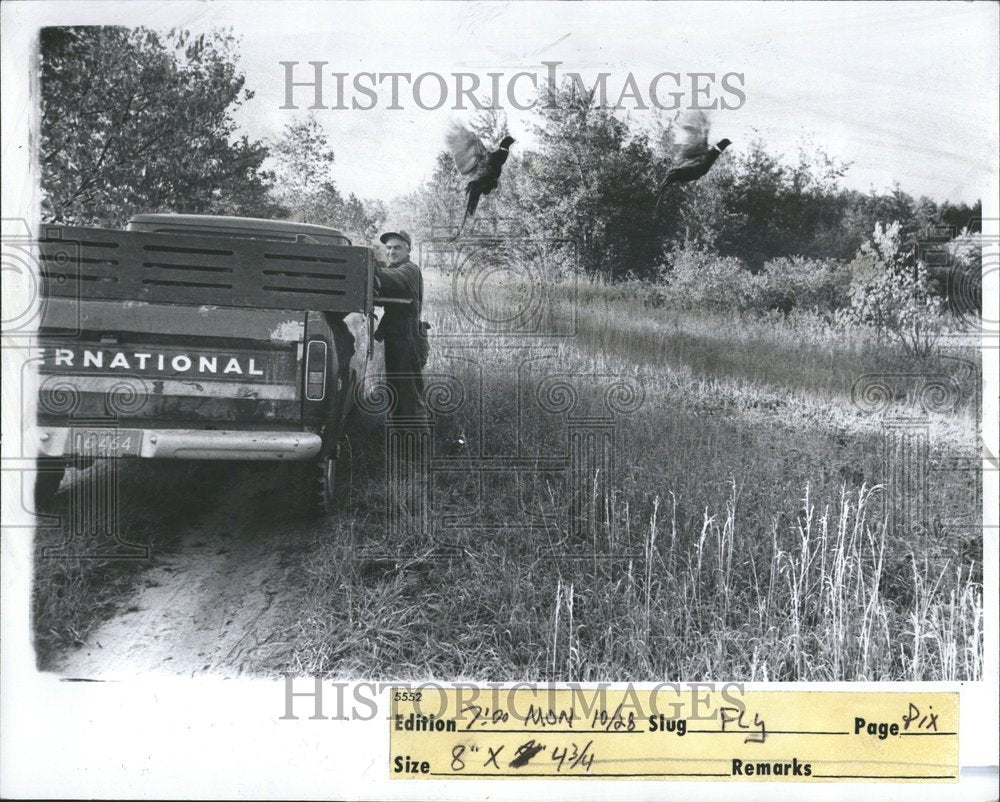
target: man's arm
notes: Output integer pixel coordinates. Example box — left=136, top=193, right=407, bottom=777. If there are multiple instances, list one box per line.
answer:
left=375, top=261, right=420, bottom=300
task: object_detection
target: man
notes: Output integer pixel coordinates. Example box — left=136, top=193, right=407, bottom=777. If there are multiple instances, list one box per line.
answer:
left=375, top=230, right=428, bottom=419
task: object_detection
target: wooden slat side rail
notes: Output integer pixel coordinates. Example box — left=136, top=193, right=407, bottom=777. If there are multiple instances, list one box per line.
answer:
left=37, top=225, right=374, bottom=314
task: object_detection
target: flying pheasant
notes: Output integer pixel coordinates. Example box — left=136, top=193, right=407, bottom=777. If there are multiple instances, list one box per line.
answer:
left=445, top=121, right=515, bottom=238
left=659, top=110, right=731, bottom=187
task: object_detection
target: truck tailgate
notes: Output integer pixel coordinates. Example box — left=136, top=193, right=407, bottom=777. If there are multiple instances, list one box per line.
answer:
left=38, top=299, right=305, bottom=427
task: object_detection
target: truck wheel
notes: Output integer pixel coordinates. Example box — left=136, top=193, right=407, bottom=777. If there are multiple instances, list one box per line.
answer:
left=35, top=458, right=66, bottom=508
left=297, top=453, right=338, bottom=517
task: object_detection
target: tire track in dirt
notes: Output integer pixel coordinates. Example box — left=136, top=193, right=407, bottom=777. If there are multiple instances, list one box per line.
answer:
left=56, top=465, right=312, bottom=679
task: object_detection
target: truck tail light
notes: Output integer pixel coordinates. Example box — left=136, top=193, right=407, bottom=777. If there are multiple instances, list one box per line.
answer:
left=305, top=340, right=328, bottom=401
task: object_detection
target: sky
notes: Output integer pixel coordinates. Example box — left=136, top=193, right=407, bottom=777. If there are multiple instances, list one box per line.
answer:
left=211, top=1, right=998, bottom=206
left=10, top=1, right=1000, bottom=206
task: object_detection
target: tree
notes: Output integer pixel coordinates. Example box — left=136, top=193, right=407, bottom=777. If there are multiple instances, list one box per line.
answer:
left=269, top=114, right=337, bottom=215
left=40, top=26, right=278, bottom=226
left=675, top=138, right=854, bottom=270
left=840, top=221, right=944, bottom=357
left=395, top=151, right=465, bottom=241
left=268, top=114, right=386, bottom=244
left=337, top=193, right=387, bottom=245
left=526, top=82, right=663, bottom=278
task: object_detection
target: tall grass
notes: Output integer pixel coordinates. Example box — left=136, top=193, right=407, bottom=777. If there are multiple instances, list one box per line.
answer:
left=278, top=267, right=982, bottom=681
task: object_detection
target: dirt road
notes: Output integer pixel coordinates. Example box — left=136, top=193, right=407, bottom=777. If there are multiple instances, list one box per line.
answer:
left=51, top=463, right=317, bottom=679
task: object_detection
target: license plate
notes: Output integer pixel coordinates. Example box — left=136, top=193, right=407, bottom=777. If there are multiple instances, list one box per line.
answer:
left=71, top=428, right=143, bottom=457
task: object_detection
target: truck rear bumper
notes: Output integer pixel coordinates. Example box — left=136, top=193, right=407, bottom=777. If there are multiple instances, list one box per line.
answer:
left=34, top=427, right=322, bottom=461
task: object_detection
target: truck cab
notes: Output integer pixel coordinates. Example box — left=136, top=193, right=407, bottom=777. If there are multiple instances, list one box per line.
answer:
left=35, top=214, right=379, bottom=514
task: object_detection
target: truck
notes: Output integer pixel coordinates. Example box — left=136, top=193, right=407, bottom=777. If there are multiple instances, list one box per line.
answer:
left=34, top=214, right=382, bottom=515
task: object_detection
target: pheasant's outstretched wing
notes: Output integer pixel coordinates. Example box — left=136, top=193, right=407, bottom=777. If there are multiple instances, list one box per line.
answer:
left=445, top=121, right=489, bottom=176
left=674, top=110, right=711, bottom=161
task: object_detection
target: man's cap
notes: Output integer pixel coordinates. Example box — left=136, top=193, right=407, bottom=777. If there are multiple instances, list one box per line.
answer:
left=380, top=230, right=411, bottom=248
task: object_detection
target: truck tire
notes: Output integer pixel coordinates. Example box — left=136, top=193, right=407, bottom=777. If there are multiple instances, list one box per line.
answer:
left=296, top=452, right=338, bottom=517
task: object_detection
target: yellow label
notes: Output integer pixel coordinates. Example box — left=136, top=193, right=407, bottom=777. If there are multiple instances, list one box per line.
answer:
left=389, top=687, right=958, bottom=781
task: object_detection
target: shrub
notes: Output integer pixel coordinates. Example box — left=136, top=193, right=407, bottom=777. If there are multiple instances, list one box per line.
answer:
left=750, top=256, right=851, bottom=315
left=658, top=245, right=851, bottom=317
left=838, top=222, right=945, bottom=357
left=661, top=244, right=753, bottom=312
left=942, top=228, right=982, bottom=319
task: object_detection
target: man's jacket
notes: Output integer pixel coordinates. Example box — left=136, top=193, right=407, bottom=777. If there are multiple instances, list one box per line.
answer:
left=375, top=259, right=424, bottom=340
left=374, top=258, right=424, bottom=342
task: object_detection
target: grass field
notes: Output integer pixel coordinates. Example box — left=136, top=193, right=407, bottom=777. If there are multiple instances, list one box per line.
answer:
left=278, top=267, right=982, bottom=682
left=31, top=264, right=982, bottom=680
